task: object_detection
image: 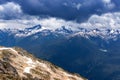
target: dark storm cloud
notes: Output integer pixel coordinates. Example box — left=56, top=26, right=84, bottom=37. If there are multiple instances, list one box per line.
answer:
left=15, top=0, right=103, bottom=21
left=0, top=0, right=120, bottom=22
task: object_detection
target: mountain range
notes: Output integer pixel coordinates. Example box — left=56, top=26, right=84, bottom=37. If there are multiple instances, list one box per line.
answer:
left=0, top=24, right=120, bottom=80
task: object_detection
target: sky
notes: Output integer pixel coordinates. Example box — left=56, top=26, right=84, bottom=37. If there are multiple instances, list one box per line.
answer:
left=0, top=0, right=120, bottom=30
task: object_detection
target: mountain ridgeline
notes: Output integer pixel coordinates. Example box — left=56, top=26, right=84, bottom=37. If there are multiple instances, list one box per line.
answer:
left=0, top=25, right=120, bottom=80
left=0, top=46, right=86, bottom=80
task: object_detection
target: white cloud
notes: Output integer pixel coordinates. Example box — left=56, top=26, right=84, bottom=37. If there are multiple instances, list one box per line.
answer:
left=0, top=20, right=32, bottom=29
left=102, top=0, right=115, bottom=9
left=79, top=12, right=120, bottom=30
left=1, top=12, right=120, bottom=31
left=0, top=18, right=80, bottom=31
left=44, top=12, right=120, bottom=31
left=73, top=3, right=82, bottom=10
left=103, top=0, right=111, bottom=3
left=0, top=6, right=4, bottom=11
left=63, top=2, right=82, bottom=10
left=0, top=2, right=22, bottom=19
left=38, top=18, right=80, bottom=30
left=63, top=2, right=68, bottom=6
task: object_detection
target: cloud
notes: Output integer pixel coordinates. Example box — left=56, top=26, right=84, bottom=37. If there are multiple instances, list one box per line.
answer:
left=0, top=1, right=119, bottom=31
left=63, top=2, right=82, bottom=10
left=79, top=12, right=120, bottom=30
left=102, top=0, right=115, bottom=9
left=103, top=0, right=111, bottom=3
left=0, top=0, right=119, bottom=23
left=72, top=3, right=82, bottom=10
left=0, top=20, right=32, bottom=29
left=0, top=2, right=23, bottom=19
left=38, top=18, right=80, bottom=30
left=15, top=0, right=119, bottom=21
left=1, top=11, right=120, bottom=32
left=0, top=17, right=80, bottom=31
left=0, top=1, right=104, bottom=21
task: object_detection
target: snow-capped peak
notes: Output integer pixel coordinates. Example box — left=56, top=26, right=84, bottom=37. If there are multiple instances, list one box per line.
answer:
left=25, top=24, right=42, bottom=31
left=1, top=23, right=120, bottom=40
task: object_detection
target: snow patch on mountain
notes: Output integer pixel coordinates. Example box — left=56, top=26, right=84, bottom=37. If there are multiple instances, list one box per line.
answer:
left=24, top=57, right=36, bottom=73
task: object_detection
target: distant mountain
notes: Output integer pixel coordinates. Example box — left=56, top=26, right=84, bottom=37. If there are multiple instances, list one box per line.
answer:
left=0, top=46, right=86, bottom=80
left=0, top=25, right=120, bottom=80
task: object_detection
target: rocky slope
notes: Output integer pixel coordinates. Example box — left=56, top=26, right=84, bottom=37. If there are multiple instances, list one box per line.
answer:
left=0, top=46, right=86, bottom=80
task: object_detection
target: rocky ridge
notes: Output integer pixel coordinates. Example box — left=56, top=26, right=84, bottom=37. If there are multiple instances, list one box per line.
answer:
left=0, top=46, right=86, bottom=80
